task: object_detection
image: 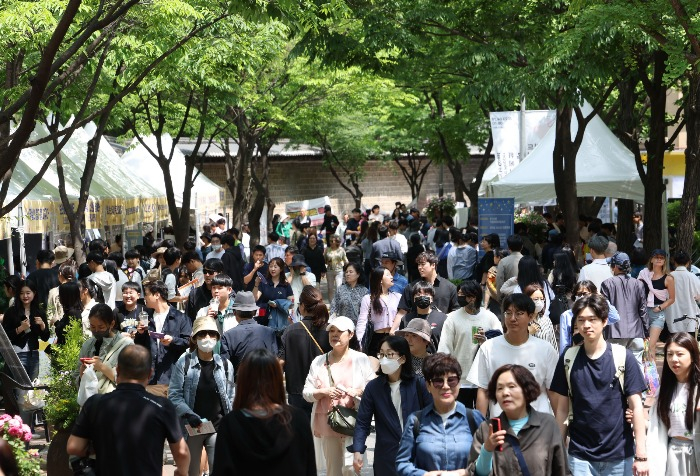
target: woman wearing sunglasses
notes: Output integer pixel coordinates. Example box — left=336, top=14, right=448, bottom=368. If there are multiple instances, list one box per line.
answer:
left=168, top=316, right=235, bottom=476
left=397, top=353, right=484, bottom=476
left=351, top=336, right=432, bottom=476
left=466, top=364, right=568, bottom=476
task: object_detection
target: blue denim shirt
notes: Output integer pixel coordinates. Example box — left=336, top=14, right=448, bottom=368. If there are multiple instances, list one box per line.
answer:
left=390, top=272, right=409, bottom=295
left=396, top=402, right=484, bottom=476
left=168, top=349, right=235, bottom=421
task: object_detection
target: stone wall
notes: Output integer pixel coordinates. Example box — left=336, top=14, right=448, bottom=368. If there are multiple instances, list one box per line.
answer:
left=200, top=156, right=492, bottom=220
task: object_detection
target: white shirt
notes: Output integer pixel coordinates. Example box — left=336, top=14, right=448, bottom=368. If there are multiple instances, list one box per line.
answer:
left=153, top=310, right=168, bottom=334
left=391, top=233, right=408, bottom=254
left=438, top=308, right=502, bottom=387
left=578, top=258, right=613, bottom=290
left=207, top=248, right=225, bottom=260
left=287, top=271, right=317, bottom=313
left=467, top=335, right=557, bottom=416
left=368, top=213, right=384, bottom=222
left=665, top=267, right=700, bottom=333
left=668, top=382, right=692, bottom=438
left=389, top=380, right=403, bottom=430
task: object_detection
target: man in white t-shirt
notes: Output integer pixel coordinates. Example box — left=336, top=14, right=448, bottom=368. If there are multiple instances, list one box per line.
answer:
left=467, top=293, right=558, bottom=417
left=438, top=280, right=501, bottom=408
left=578, top=235, right=612, bottom=289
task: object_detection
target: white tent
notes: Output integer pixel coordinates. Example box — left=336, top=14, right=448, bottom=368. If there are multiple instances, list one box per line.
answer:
left=487, top=102, right=644, bottom=202
left=120, top=134, right=224, bottom=227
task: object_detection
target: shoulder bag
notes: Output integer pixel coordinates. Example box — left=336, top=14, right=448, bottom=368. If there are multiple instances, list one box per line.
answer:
left=301, top=321, right=324, bottom=354
left=360, top=304, right=374, bottom=354
left=325, top=353, right=357, bottom=436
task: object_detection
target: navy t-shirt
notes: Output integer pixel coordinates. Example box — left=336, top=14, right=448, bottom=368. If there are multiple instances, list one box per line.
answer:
left=550, top=343, right=646, bottom=461
left=256, top=280, right=293, bottom=305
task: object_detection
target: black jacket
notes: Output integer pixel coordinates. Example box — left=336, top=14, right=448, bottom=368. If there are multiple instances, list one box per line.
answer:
left=222, top=247, right=244, bottom=291
left=2, top=306, right=50, bottom=351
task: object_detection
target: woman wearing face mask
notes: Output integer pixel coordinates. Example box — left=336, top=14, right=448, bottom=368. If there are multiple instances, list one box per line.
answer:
left=522, top=283, right=558, bottom=352
left=351, top=336, right=432, bottom=476
left=78, top=303, right=133, bottom=394
left=169, top=316, right=235, bottom=476
left=647, top=332, right=700, bottom=475
left=356, top=267, right=402, bottom=356
left=438, top=280, right=501, bottom=408
left=558, top=280, right=620, bottom=355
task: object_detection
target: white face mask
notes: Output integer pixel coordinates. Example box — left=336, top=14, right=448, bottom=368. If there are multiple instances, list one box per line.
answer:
left=533, top=299, right=545, bottom=314
left=212, top=244, right=222, bottom=251
left=379, top=357, right=401, bottom=375
left=197, top=337, right=217, bottom=353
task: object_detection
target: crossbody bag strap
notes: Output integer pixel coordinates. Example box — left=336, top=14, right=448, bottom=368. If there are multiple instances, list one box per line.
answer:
left=301, top=322, right=324, bottom=353
left=325, top=352, right=335, bottom=387
left=505, top=434, right=531, bottom=476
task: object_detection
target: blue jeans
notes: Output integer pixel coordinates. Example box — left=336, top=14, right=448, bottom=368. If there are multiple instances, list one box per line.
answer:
left=18, top=350, right=40, bottom=381
left=569, top=455, right=633, bottom=476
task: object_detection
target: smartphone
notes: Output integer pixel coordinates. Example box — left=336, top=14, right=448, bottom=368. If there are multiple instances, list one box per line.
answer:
left=257, top=271, right=268, bottom=285
left=149, top=332, right=166, bottom=340
left=79, top=357, right=92, bottom=363
left=490, top=417, right=502, bottom=451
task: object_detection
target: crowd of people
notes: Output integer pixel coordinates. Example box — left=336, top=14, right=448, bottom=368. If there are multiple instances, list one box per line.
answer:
left=1, top=204, right=700, bottom=476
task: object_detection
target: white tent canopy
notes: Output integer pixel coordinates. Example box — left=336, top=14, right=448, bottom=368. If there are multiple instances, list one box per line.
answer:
left=487, top=102, right=645, bottom=202
left=120, top=134, right=223, bottom=226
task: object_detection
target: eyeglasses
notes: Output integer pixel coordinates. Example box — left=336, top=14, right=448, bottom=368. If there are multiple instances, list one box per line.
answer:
left=377, top=352, right=399, bottom=359
left=429, top=376, right=460, bottom=388
left=203, top=269, right=218, bottom=275
left=504, top=311, right=528, bottom=319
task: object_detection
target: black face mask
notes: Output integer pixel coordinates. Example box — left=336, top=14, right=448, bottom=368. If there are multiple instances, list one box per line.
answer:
left=415, top=296, right=431, bottom=309
left=457, top=296, right=469, bottom=308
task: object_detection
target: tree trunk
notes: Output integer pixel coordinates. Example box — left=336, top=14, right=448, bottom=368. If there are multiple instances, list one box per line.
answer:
left=677, top=70, right=700, bottom=253
left=617, top=199, right=635, bottom=254
left=641, top=50, right=669, bottom=255
left=553, top=105, right=582, bottom=254
left=465, top=133, right=494, bottom=224
left=247, top=146, right=274, bottom=247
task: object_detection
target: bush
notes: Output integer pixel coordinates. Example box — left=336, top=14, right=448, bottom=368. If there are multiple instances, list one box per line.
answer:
left=667, top=199, right=700, bottom=231
left=0, top=414, right=41, bottom=475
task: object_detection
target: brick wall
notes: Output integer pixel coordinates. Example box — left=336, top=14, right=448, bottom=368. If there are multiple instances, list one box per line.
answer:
left=200, top=156, right=492, bottom=220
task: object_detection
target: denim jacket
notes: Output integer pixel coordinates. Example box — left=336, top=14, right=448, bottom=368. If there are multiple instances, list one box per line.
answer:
left=396, top=402, right=484, bottom=475
left=168, top=349, right=235, bottom=422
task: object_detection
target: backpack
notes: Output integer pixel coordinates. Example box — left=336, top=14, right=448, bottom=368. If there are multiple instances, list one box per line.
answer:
left=563, top=343, right=626, bottom=424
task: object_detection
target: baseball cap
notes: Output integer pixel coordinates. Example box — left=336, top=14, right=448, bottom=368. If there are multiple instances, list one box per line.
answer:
left=326, top=316, right=355, bottom=333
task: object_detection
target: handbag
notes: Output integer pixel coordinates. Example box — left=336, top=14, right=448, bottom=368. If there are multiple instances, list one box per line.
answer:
left=643, top=342, right=660, bottom=396
left=360, top=307, right=374, bottom=354
left=325, top=353, right=357, bottom=437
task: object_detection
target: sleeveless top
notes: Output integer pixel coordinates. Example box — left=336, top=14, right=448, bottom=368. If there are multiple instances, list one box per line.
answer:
left=651, top=275, right=667, bottom=305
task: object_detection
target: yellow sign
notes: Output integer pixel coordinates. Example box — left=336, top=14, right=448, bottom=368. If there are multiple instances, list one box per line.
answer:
left=23, top=199, right=51, bottom=234
left=142, top=197, right=157, bottom=222
left=84, top=199, right=100, bottom=229
left=103, top=198, right=124, bottom=227
left=125, top=197, right=140, bottom=227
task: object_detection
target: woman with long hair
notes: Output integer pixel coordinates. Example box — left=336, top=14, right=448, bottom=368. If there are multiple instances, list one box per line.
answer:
left=351, top=336, right=432, bottom=476
left=280, top=286, right=333, bottom=419
left=501, top=256, right=554, bottom=320
left=78, top=278, right=103, bottom=336
left=360, top=221, right=379, bottom=281
left=303, top=316, right=374, bottom=476
left=56, top=281, right=83, bottom=345
left=253, top=257, right=293, bottom=328
left=1, top=280, right=50, bottom=380
left=638, top=249, right=676, bottom=357
left=214, top=349, right=316, bottom=475
left=549, top=250, right=578, bottom=293
left=47, top=260, right=77, bottom=331
left=169, top=317, right=234, bottom=476
left=330, top=263, right=369, bottom=324
left=522, top=283, right=558, bottom=352
left=324, top=235, right=349, bottom=302
left=356, top=266, right=402, bottom=356
left=648, top=332, right=700, bottom=475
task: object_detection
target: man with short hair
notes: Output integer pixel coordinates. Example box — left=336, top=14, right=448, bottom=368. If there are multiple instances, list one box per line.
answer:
left=216, top=217, right=227, bottom=232
left=199, top=233, right=212, bottom=260
left=186, top=259, right=224, bottom=322
left=124, top=249, right=145, bottom=294
left=367, top=204, right=383, bottom=222
left=26, top=249, right=59, bottom=309
left=495, top=234, right=524, bottom=297
left=381, top=251, right=408, bottom=294
left=161, top=247, right=186, bottom=304
left=601, top=252, right=648, bottom=368
left=220, top=233, right=244, bottom=292
left=242, top=245, right=268, bottom=291
left=665, top=250, right=700, bottom=334
left=551, top=294, right=648, bottom=476
left=467, top=293, right=558, bottom=417
left=67, top=345, right=190, bottom=476
left=578, top=235, right=613, bottom=289
left=114, top=282, right=149, bottom=335
left=393, top=251, right=459, bottom=329
left=181, top=251, right=204, bottom=288
left=87, top=252, right=117, bottom=309
left=196, top=274, right=238, bottom=334
left=344, top=208, right=363, bottom=245
left=448, top=231, right=477, bottom=281
left=136, top=281, right=192, bottom=386
left=220, top=292, right=278, bottom=377
left=401, top=281, right=448, bottom=345
left=388, top=220, right=408, bottom=254
left=371, top=225, right=403, bottom=268
left=207, top=234, right=225, bottom=260
left=319, top=205, right=340, bottom=245
left=265, top=231, right=286, bottom=262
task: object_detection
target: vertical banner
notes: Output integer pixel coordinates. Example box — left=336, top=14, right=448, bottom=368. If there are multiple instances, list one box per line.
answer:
left=141, top=198, right=157, bottom=223
left=84, top=199, right=101, bottom=229
left=55, top=201, right=78, bottom=233
left=489, top=110, right=556, bottom=178
left=103, top=198, right=124, bottom=228
left=23, top=200, right=51, bottom=234
left=478, top=198, right=515, bottom=259
left=124, top=198, right=140, bottom=227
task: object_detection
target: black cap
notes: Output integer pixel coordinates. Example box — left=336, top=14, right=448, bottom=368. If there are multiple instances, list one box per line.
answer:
left=380, top=251, right=404, bottom=266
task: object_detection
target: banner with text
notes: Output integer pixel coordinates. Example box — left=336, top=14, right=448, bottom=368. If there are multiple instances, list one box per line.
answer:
left=285, top=196, right=331, bottom=227
left=478, top=198, right=515, bottom=259
left=489, top=110, right=556, bottom=178
left=23, top=200, right=52, bottom=234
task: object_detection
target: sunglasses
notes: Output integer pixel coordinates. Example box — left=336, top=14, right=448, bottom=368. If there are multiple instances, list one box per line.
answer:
left=196, top=330, right=219, bottom=339
left=429, top=376, right=460, bottom=388
left=203, top=269, right=218, bottom=275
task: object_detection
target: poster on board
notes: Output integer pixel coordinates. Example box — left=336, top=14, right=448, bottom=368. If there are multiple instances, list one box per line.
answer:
left=285, top=196, right=331, bottom=227
left=478, top=198, right=515, bottom=259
